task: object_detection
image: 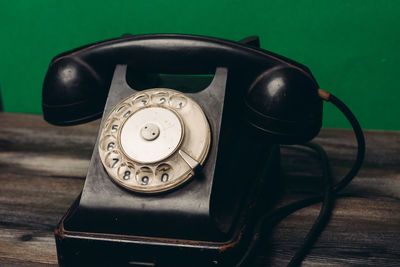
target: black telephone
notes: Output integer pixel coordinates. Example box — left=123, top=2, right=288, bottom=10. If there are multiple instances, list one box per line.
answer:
left=42, top=34, right=348, bottom=266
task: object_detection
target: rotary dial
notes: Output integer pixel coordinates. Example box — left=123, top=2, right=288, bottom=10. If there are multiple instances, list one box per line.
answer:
left=98, top=88, right=211, bottom=193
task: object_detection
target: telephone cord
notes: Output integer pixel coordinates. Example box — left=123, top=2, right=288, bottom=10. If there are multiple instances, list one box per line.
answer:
left=235, top=91, right=365, bottom=266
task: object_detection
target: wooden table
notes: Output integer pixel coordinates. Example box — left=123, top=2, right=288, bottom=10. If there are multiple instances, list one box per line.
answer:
left=0, top=113, right=399, bottom=266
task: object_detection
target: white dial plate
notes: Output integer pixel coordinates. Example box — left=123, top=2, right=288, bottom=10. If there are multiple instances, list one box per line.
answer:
left=120, top=107, right=183, bottom=164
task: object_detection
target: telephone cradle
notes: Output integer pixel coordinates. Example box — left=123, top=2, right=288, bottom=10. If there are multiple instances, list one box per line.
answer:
left=43, top=34, right=364, bottom=266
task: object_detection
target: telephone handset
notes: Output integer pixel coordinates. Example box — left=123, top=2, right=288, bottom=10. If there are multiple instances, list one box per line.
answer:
left=43, top=34, right=322, bottom=143
left=43, top=34, right=324, bottom=266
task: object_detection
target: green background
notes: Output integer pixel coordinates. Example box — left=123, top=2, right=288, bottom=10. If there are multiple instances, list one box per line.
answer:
left=1, top=0, right=399, bottom=130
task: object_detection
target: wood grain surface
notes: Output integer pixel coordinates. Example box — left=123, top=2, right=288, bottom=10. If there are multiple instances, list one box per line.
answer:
left=0, top=113, right=399, bottom=266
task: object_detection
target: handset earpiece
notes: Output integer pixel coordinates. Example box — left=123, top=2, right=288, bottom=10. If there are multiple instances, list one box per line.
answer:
left=42, top=57, right=111, bottom=125
left=245, top=66, right=323, bottom=144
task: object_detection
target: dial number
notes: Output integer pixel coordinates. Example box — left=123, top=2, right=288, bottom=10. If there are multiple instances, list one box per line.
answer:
left=107, top=142, right=115, bottom=151
left=141, top=176, right=149, bottom=185
left=161, top=173, right=169, bottom=182
left=151, top=92, right=169, bottom=104
left=123, top=171, right=131, bottom=180
left=100, top=135, right=116, bottom=152
left=156, top=163, right=173, bottom=183
left=105, top=119, right=120, bottom=134
left=133, top=94, right=149, bottom=106
left=111, top=125, right=118, bottom=132
left=136, top=167, right=153, bottom=186
left=106, top=151, right=121, bottom=169
left=118, top=163, right=135, bottom=181
left=123, top=110, right=131, bottom=118
left=116, top=103, right=130, bottom=115
left=170, top=95, right=187, bottom=109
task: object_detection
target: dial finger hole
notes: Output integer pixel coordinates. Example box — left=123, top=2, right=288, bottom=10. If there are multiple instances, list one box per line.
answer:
left=100, top=135, right=117, bottom=152
left=169, top=95, right=187, bottom=109
left=122, top=110, right=132, bottom=118
left=132, top=94, right=149, bottom=107
left=136, top=167, right=153, bottom=186
left=155, top=163, right=174, bottom=183
left=106, top=118, right=121, bottom=134
left=115, top=103, right=131, bottom=115
left=118, top=163, right=135, bottom=181
left=151, top=91, right=169, bottom=105
left=105, top=151, right=121, bottom=169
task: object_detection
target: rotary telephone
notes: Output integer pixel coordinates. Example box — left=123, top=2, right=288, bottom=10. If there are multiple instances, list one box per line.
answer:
left=42, top=34, right=363, bottom=266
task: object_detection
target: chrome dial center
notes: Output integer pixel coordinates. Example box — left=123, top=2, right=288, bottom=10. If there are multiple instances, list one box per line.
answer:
left=140, top=123, right=160, bottom=141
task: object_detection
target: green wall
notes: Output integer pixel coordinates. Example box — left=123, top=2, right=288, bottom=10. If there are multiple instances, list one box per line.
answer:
left=1, top=0, right=399, bottom=130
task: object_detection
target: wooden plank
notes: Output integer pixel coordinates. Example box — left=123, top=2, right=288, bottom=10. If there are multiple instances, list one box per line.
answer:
left=0, top=227, right=57, bottom=266
left=0, top=113, right=399, bottom=266
left=0, top=113, right=93, bottom=265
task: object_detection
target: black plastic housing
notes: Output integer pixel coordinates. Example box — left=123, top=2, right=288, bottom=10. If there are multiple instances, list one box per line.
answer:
left=55, top=65, right=283, bottom=266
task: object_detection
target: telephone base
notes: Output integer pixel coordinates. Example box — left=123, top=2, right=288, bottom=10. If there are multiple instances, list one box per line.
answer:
left=54, top=145, right=283, bottom=267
